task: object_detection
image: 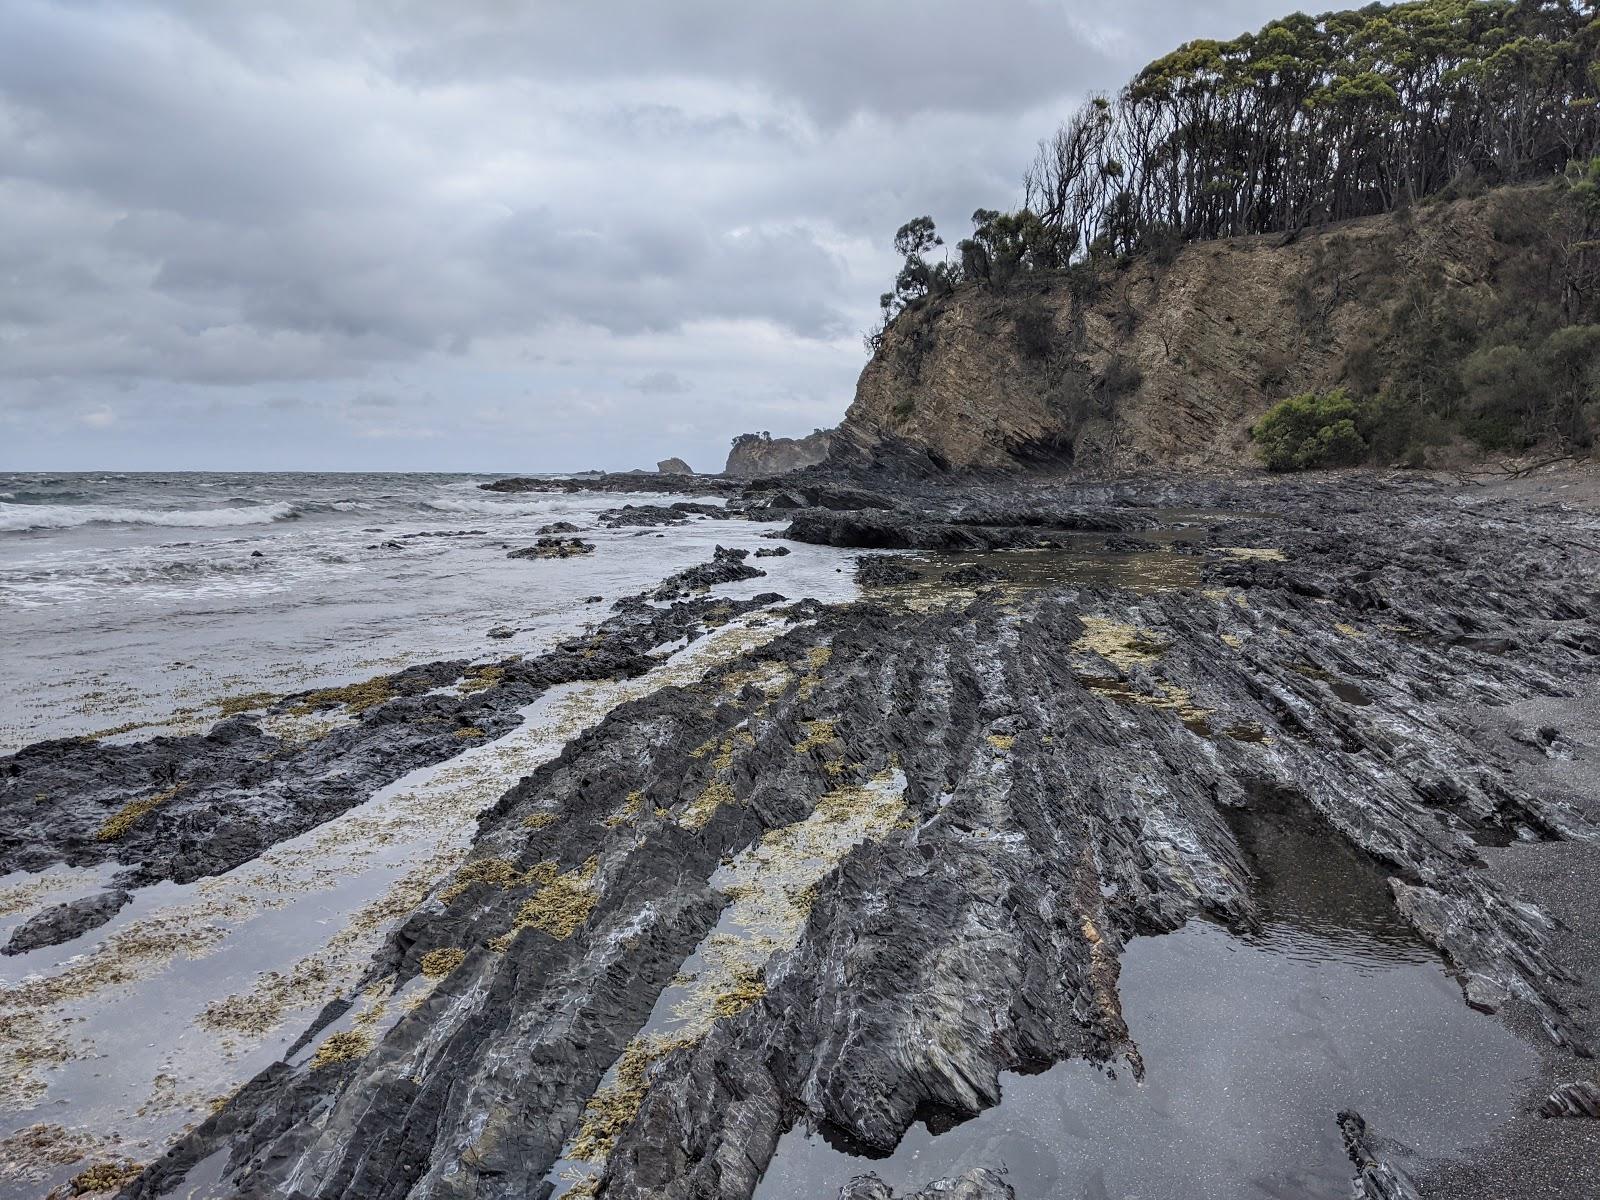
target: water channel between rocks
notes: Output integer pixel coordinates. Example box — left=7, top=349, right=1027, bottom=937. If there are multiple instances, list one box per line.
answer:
left=0, top=610, right=801, bottom=1200
left=753, top=799, right=1538, bottom=1200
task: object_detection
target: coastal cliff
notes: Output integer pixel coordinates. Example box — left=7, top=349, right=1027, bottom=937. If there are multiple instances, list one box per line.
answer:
left=834, top=186, right=1575, bottom=474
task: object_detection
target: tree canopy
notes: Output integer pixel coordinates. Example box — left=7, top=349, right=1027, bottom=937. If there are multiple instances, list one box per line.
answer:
left=868, top=2, right=1600, bottom=458
left=877, top=0, right=1598, bottom=311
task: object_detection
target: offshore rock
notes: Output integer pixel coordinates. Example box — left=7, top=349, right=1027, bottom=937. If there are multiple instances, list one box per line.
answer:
left=508, top=537, right=595, bottom=559
left=599, top=503, right=730, bottom=529
left=724, top=430, right=834, bottom=477
left=651, top=546, right=766, bottom=600
left=657, top=458, right=695, bottom=475
left=482, top=473, right=740, bottom=498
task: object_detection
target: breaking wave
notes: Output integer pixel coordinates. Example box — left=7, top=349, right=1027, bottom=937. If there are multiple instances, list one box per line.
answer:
left=0, top=501, right=299, bottom=533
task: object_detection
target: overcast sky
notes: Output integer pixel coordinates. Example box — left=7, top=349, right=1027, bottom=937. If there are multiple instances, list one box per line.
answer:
left=1, top=0, right=1291, bottom=473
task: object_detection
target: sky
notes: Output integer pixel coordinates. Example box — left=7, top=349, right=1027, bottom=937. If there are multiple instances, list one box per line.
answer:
left=0, top=0, right=1293, bottom=473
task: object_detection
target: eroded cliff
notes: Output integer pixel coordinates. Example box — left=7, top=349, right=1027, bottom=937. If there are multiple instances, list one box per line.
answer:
left=834, top=187, right=1565, bottom=474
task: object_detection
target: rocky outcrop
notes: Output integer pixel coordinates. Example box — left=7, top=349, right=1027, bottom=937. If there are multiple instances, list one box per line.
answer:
left=119, top=472, right=1600, bottom=1200
left=657, top=458, right=694, bottom=475
left=482, top=473, right=740, bottom=498
left=1339, top=1111, right=1422, bottom=1200
left=507, top=537, right=595, bottom=559
left=724, top=430, right=834, bottom=477
left=2, top=890, right=131, bottom=955
left=650, top=545, right=765, bottom=600
left=1539, top=1081, right=1600, bottom=1118
left=599, top=503, right=730, bottom=529
left=840, top=1170, right=1013, bottom=1200
left=834, top=188, right=1562, bottom=474
left=0, top=553, right=784, bottom=890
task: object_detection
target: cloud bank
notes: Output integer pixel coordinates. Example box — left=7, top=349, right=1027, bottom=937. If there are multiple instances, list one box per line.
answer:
left=0, top=0, right=1290, bottom=470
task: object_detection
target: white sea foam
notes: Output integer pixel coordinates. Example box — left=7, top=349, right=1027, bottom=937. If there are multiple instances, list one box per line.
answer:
left=419, top=496, right=562, bottom=517
left=0, top=501, right=298, bottom=532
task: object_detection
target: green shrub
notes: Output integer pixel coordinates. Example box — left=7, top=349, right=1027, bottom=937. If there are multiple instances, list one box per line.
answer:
left=1250, top=389, right=1370, bottom=471
left=1357, top=389, right=1448, bottom=463
left=1461, top=343, right=1540, bottom=450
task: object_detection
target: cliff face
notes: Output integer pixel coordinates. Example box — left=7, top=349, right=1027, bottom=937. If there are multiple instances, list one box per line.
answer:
left=834, top=189, right=1549, bottom=473
left=723, top=429, right=834, bottom=476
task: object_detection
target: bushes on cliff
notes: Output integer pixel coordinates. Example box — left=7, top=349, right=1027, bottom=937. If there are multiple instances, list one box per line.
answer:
left=1250, top=390, right=1369, bottom=471
left=870, top=1, right=1596, bottom=329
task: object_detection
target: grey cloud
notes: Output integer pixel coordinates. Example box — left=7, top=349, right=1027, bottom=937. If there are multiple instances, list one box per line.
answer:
left=386, top=1, right=1108, bottom=124
left=628, top=371, right=691, bottom=395
left=0, top=0, right=1296, bottom=470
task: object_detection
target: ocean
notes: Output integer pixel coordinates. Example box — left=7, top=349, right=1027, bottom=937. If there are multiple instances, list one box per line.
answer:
left=0, top=471, right=856, bottom=752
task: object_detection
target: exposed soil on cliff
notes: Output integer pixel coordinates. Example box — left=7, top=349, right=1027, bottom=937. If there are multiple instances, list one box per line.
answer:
left=834, top=187, right=1571, bottom=477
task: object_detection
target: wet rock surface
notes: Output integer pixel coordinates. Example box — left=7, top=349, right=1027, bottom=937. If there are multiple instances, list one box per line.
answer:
left=481, top=473, right=742, bottom=498
left=1, top=889, right=131, bottom=955
left=854, top=554, right=923, bottom=586
left=837, top=1170, right=1012, bottom=1200
left=598, top=503, right=732, bottom=529
left=0, top=557, right=783, bottom=890
left=1340, top=1111, right=1423, bottom=1200
left=508, top=537, right=596, bottom=560
left=11, top=471, right=1600, bottom=1199
left=1539, top=1081, right=1600, bottom=1118
left=651, top=546, right=766, bottom=600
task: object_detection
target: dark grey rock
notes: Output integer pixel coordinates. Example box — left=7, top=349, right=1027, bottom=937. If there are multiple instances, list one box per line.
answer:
left=2, top=889, right=131, bottom=955
left=1539, top=1081, right=1600, bottom=1118
left=856, top=554, right=923, bottom=585
left=839, top=1169, right=1012, bottom=1200
left=507, top=537, right=594, bottom=560
left=1340, top=1110, right=1422, bottom=1200
left=944, top=562, right=1007, bottom=586
left=651, top=546, right=765, bottom=599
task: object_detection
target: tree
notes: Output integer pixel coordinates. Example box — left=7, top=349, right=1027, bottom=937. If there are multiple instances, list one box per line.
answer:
left=1250, top=389, right=1370, bottom=470
left=878, top=217, right=960, bottom=328
left=893, top=216, right=942, bottom=260
left=1541, top=324, right=1600, bottom=445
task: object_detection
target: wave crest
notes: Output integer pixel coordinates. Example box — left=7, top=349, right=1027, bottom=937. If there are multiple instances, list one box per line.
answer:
left=0, top=501, right=298, bottom=533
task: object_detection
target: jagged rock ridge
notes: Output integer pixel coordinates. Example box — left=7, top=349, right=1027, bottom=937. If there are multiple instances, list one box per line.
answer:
left=119, top=472, right=1600, bottom=1200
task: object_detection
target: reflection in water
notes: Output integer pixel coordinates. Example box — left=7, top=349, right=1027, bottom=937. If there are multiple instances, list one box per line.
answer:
left=1223, top=792, right=1434, bottom=970
left=754, top=799, right=1535, bottom=1200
